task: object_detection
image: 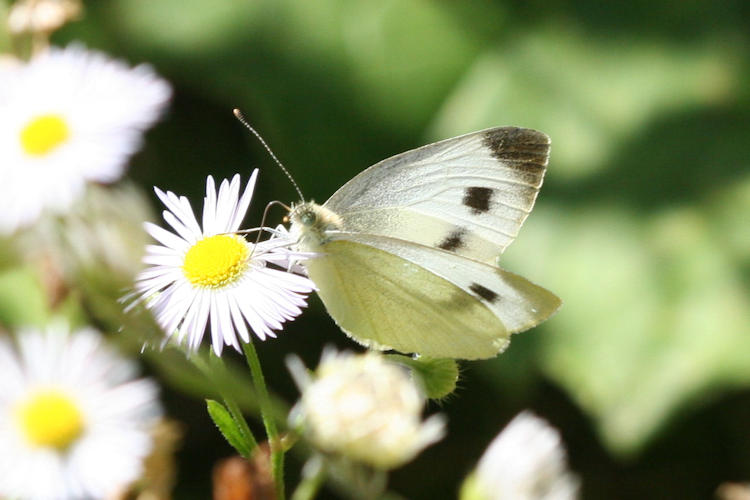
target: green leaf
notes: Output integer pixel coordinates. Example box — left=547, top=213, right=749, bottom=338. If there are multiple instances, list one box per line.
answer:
left=0, top=2, right=10, bottom=54
left=387, top=355, right=459, bottom=400
left=422, top=25, right=749, bottom=456
left=0, top=266, right=49, bottom=328
left=429, top=29, right=740, bottom=181
left=110, top=0, right=477, bottom=133
left=206, top=399, right=253, bottom=458
left=502, top=197, right=750, bottom=456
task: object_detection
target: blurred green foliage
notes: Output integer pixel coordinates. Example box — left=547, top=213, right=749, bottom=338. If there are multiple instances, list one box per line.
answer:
left=0, top=266, right=48, bottom=326
left=2, top=0, right=749, bottom=498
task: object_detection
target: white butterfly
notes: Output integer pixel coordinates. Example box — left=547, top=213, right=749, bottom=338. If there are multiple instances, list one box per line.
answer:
left=288, top=127, right=561, bottom=360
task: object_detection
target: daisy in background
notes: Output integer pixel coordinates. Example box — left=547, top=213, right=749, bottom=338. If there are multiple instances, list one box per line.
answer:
left=0, top=43, right=171, bottom=234
left=460, top=411, right=580, bottom=500
left=134, top=170, right=315, bottom=356
left=0, top=323, right=161, bottom=499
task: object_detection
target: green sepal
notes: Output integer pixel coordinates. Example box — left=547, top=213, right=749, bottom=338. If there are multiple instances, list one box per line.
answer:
left=386, top=355, right=459, bottom=399
left=458, top=472, right=485, bottom=500
left=206, top=399, right=253, bottom=458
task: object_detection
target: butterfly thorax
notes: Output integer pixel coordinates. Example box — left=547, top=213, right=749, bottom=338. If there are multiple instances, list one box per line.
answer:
left=289, top=201, right=343, bottom=251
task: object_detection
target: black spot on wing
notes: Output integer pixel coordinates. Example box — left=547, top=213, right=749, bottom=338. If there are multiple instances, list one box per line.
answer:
left=437, top=228, right=466, bottom=252
left=463, top=187, right=493, bottom=214
left=469, top=283, right=499, bottom=303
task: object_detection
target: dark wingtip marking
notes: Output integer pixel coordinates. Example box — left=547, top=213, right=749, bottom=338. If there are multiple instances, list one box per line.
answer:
left=438, top=228, right=466, bottom=252
left=463, top=186, right=493, bottom=214
left=470, top=283, right=499, bottom=303
left=482, top=127, right=551, bottom=166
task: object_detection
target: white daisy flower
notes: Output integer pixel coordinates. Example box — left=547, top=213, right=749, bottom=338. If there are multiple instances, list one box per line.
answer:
left=461, top=411, right=580, bottom=500
left=0, top=323, right=161, bottom=500
left=0, top=43, right=171, bottom=234
left=288, top=349, right=446, bottom=469
left=134, top=170, right=315, bottom=356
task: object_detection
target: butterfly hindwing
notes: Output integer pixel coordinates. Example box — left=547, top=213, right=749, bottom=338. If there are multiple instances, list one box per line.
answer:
left=303, top=232, right=560, bottom=360
left=324, top=127, right=550, bottom=264
left=304, top=238, right=509, bottom=359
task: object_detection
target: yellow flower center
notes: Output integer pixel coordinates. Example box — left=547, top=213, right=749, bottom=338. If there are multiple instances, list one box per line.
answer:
left=16, top=389, right=85, bottom=450
left=20, top=114, right=70, bottom=156
left=182, top=234, right=249, bottom=288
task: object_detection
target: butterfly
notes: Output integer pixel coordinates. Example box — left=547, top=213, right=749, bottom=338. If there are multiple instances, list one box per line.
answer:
left=288, top=127, right=561, bottom=360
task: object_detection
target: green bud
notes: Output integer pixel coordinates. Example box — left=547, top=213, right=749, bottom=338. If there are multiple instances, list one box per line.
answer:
left=387, top=355, right=459, bottom=399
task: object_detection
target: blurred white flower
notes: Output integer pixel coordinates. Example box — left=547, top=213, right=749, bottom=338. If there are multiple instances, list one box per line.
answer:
left=133, top=171, right=315, bottom=356
left=462, top=411, right=579, bottom=500
left=0, top=323, right=161, bottom=499
left=717, top=482, right=750, bottom=500
left=0, top=44, right=171, bottom=234
left=8, top=0, right=81, bottom=34
left=289, top=350, right=445, bottom=469
left=60, top=182, right=154, bottom=277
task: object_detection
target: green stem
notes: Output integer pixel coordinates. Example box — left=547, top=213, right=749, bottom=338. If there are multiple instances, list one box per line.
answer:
left=242, top=340, right=285, bottom=500
left=291, top=457, right=326, bottom=500
left=192, top=353, right=258, bottom=452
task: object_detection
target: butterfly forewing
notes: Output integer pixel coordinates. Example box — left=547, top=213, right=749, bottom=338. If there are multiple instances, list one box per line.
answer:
left=324, top=127, right=550, bottom=264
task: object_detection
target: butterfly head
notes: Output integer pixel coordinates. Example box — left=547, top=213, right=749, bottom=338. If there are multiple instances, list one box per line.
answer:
left=289, top=201, right=343, bottom=248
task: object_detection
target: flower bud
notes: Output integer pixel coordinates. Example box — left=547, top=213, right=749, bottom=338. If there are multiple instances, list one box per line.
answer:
left=290, top=350, right=445, bottom=469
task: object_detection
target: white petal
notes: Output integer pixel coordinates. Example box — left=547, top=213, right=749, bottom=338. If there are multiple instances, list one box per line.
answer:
left=202, top=176, right=217, bottom=235
left=229, top=170, right=258, bottom=231
left=162, top=210, right=198, bottom=243
left=227, top=294, right=251, bottom=343
left=144, top=222, right=188, bottom=252
left=209, top=294, right=223, bottom=356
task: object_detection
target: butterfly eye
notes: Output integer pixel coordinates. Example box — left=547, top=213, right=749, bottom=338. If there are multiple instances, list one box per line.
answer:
left=300, top=210, right=317, bottom=226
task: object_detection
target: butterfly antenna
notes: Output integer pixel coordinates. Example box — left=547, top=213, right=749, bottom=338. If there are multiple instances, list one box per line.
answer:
left=233, top=108, right=305, bottom=202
